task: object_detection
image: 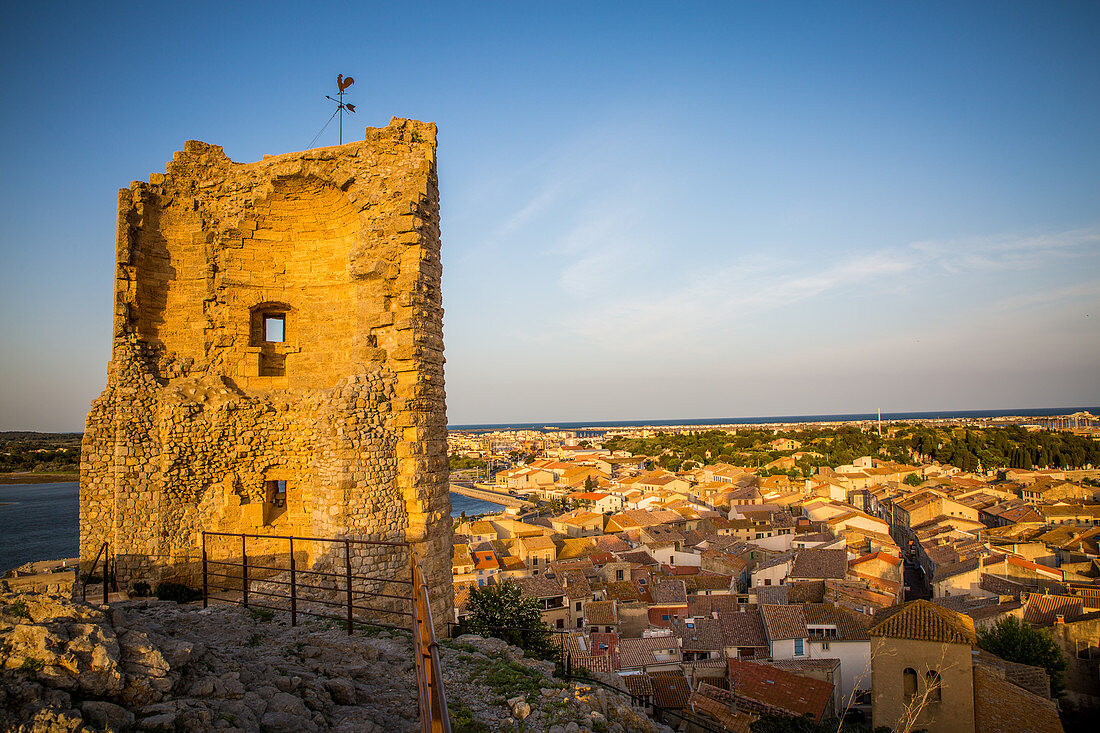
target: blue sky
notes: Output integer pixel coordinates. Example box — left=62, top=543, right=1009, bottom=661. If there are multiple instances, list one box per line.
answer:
left=1, top=2, right=1098, bottom=430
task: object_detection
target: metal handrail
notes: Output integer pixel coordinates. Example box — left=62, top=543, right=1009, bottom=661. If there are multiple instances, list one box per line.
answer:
left=413, top=554, right=451, bottom=733
left=201, top=531, right=449, bottom=733
left=80, top=541, right=113, bottom=604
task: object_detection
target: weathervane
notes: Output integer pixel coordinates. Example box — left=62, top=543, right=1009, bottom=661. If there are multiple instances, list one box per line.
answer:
left=309, top=74, right=357, bottom=148
left=327, top=74, right=356, bottom=144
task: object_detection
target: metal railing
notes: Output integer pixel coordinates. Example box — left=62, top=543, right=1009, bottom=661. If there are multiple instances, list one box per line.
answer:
left=201, top=531, right=449, bottom=733
left=80, top=541, right=116, bottom=604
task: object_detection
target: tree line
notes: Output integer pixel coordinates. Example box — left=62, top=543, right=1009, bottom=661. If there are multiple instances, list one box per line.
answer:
left=603, top=424, right=1098, bottom=473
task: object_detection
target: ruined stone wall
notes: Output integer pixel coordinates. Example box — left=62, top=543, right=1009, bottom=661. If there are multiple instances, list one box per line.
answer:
left=80, top=118, right=452, bottom=629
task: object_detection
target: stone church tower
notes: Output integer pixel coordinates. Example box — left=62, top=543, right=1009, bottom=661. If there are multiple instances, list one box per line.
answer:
left=80, top=118, right=452, bottom=626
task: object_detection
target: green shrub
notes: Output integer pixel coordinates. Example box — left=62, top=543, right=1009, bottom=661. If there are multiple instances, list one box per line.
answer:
left=131, top=581, right=151, bottom=597
left=154, top=582, right=202, bottom=604
left=249, top=608, right=274, bottom=623
left=8, top=598, right=30, bottom=619
left=18, top=657, right=45, bottom=673
left=448, top=701, right=488, bottom=733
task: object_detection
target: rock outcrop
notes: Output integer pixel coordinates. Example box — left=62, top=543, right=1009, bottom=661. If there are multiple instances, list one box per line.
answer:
left=1, top=592, right=670, bottom=732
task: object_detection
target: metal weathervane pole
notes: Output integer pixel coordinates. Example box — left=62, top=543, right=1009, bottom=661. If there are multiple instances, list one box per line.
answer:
left=307, top=74, right=357, bottom=149
left=326, top=74, right=357, bottom=144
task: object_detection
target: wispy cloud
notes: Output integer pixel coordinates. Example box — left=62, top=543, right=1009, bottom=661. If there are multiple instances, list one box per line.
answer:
left=989, top=278, right=1100, bottom=312
left=912, top=227, right=1100, bottom=273
left=544, top=225, right=1100, bottom=351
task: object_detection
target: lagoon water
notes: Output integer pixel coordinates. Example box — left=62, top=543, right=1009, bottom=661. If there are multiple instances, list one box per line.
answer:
left=0, top=482, right=79, bottom=573
left=0, top=482, right=501, bottom=574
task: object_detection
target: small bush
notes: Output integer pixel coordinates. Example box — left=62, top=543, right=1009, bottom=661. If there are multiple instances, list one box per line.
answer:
left=249, top=608, right=274, bottom=623
left=154, top=582, right=202, bottom=604
left=131, top=581, right=151, bottom=597
left=481, top=658, right=553, bottom=702
left=245, top=633, right=262, bottom=647
left=18, top=657, right=45, bottom=673
left=449, top=701, right=488, bottom=733
left=8, top=598, right=30, bottom=619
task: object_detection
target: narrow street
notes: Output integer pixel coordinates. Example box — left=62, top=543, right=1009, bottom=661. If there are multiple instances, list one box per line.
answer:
left=903, top=560, right=931, bottom=601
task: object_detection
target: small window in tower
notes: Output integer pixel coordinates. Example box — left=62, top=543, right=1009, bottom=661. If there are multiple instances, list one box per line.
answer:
left=264, top=315, right=285, bottom=343
left=268, top=480, right=287, bottom=507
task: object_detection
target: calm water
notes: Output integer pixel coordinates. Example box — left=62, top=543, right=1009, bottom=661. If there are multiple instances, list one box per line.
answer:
left=0, top=482, right=79, bottom=573
left=0, top=482, right=499, bottom=573
left=449, top=405, right=1100, bottom=433
left=448, top=492, right=504, bottom=517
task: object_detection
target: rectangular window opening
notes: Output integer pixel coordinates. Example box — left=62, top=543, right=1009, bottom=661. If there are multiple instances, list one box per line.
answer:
left=264, top=315, right=286, bottom=343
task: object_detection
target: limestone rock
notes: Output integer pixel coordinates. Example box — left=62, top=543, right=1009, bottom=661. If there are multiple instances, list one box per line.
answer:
left=80, top=700, right=135, bottom=730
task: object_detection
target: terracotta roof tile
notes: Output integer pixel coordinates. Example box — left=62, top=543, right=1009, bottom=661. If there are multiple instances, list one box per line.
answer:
left=622, top=673, right=654, bottom=697
left=649, top=671, right=692, bottom=709
left=511, top=575, right=565, bottom=600
left=750, top=585, right=789, bottom=606
left=869, top=599, right=976, bottom=644
left=670, top=618, right=725, bottom=652
left=688, top=683, right=758, bottom=733
left=717, top=610, right=769, bottom=648
left=973, top=663, right=1064, bottom=733
left=760, top=604, right=808, bottom=640
left=652, top=578, right=688, bottom=606
left=1022, top=593, right=1084, bottom=625
left=689, top=595, right=749, bottom=617
left=618, top=636, right=682, bottom=669
left=787, top=580, right=826, bottom=604
left=727, top=659, right=833, bottom=720
left=803, top=602, right=870, bottom=640
left=584, top=600, right=618, bottom=626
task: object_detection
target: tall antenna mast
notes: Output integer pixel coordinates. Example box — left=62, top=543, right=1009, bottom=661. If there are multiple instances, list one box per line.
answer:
left=326, top=74, right=357, bottom=144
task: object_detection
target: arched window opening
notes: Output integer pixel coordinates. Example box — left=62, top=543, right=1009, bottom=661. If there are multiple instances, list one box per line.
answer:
left=903, top=668, right=918, bottom=702
left=925, top=670, right=942, bottom=702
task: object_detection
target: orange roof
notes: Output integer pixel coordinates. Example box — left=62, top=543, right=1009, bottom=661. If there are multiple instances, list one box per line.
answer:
left=850, top=551, right=902, bottom=568
left=973, top=663, right=1064, bottom=733
left=727, top=660, right=833, bottom=720
left=473, top=551, right=499, bottom=570
left=869, top=599, right=976, bottom=644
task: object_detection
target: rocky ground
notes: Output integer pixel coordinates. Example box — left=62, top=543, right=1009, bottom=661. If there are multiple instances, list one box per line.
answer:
left=0, top=591, right=671, bottom=732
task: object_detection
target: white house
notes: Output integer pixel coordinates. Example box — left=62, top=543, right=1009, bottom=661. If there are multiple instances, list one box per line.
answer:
left=750, top=554, right=793, bottom=587
left=760, top=604, right=809, bottom=660
left=804, top=603, right=871, bottom=711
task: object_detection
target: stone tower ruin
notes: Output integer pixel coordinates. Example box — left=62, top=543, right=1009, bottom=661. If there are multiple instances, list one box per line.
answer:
left=80, top=118, right=452, bottom=625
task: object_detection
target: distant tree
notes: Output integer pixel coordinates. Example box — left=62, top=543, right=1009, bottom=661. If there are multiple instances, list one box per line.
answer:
left=461, top=580, right=557, bottom=660
left=903, top=473, right=922, bottom=487
left=584, top=475, right=597, bottom=490
left=976, top=616, right=1066, bottom=695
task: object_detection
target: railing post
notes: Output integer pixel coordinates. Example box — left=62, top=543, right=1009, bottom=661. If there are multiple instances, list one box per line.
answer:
left=103, top=546, right=109, bottom=606
left=202, top=533, right=208, bottom=609
left=345, top=539, right=353, bottom=635
left=289, top=537, right=296, bottom=627
left=241, top=534, right=249, bottom=608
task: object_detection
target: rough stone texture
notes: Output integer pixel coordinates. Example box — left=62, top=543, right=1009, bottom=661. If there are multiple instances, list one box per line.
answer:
left=0, top=592, right=670, bottom=733
left=80, top=118, right=452, bottom=631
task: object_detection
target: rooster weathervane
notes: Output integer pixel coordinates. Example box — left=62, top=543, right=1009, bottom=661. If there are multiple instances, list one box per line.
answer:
left=326, top=74, right=356, bottom=145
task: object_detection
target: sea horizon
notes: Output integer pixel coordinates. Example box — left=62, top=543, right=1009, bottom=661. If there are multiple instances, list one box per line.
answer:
left=448, top=405, right=1100, bottom=433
